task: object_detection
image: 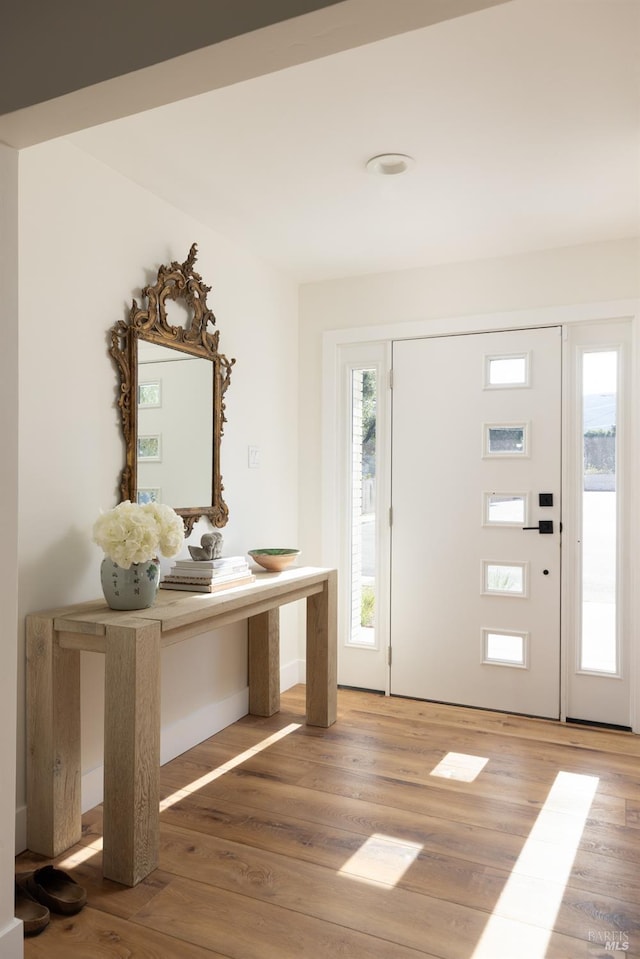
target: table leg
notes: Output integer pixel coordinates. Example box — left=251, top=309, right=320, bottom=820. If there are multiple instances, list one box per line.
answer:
left=103, top=619, right=161, bottom=886
left=248, top=608, right=280, bottom=716
left=26, top=615, right=81, bottom=857
left=306, top=570, right=337, bottom=727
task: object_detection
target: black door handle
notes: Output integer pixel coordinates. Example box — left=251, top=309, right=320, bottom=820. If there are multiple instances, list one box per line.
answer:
left=523, top=521, right=553, bottom=534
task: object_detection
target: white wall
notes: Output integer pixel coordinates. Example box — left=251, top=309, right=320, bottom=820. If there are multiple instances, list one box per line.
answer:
left=16, top=138, right=300, bottom=848
left=0, top=143, right=23, bottom=955
left=298, top=237, right=640, bottom=563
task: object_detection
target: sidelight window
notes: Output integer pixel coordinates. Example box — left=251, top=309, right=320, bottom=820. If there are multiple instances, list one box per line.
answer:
left=580, top=351, right=618, bottom=674
left=349, top=368, right=377, bottom=646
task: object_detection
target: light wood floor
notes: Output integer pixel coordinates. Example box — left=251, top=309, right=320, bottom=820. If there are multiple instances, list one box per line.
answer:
left=17, top=686, right=640, bottom=958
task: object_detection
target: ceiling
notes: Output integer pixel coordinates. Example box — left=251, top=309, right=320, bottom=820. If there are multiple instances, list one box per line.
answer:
left=67, top=0, right=640, bottom=283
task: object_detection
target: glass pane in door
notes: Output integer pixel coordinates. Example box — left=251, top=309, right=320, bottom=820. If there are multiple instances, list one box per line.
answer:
left=350, top=368, right=376, bottom=646
left=484, top=493, right=527, bottom=525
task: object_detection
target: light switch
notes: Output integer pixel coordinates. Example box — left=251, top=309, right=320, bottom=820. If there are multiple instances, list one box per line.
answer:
left=248, top=446, right=261, bottom=469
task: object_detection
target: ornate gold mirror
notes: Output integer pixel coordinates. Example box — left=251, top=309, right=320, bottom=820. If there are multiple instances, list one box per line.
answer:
left=109, top=244, right=235, bottom=534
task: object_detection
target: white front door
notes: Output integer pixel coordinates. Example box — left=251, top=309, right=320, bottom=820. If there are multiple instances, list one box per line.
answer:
left=390, top=327, right=562, bottom=718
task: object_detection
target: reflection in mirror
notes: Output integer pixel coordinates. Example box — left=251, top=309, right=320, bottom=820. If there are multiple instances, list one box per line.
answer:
left=108, top=244, right=235, bottom=534
left=137, top=341, right=213, bottom=507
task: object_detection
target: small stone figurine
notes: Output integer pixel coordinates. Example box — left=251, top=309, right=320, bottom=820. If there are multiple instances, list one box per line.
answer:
left=188, top=532, right=223, bottom=561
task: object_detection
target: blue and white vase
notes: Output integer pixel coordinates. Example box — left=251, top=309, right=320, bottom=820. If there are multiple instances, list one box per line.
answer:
left=100, top=558, right=160, bottom=610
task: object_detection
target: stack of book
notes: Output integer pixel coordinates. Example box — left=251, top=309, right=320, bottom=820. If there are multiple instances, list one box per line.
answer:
left=160, top=555, right=255, bottom=593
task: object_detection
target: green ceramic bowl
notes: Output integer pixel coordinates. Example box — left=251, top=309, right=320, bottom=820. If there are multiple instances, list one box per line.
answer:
left=248, top=548, right=300, bottom=572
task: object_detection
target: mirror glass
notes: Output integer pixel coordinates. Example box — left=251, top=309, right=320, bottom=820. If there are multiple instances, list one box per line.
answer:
left=108, top=244, right=234, bottom=534
left=136, top=341, right=213, bottom=507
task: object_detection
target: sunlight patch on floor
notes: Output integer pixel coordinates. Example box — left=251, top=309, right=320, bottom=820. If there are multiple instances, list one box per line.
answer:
left=471, top=771, right=599, bottom=959
left=430, top=752, right=489, bottom=782
left=338, top=833, right=423, bottom=887
left=58, top=836, right=104, bottom=869
left=159, top=722, right=302, bottom=812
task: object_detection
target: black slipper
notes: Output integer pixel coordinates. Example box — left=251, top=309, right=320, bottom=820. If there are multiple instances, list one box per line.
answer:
left=22, top=865, right=87, bottom=915
left=15, top=880, right=50, bottom=936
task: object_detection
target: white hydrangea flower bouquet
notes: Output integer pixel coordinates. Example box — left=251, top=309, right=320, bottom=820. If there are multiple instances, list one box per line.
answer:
left=93, top=500, right=185, bottom=569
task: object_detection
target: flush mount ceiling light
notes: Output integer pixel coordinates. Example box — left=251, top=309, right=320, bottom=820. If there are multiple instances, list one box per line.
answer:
left=366, top=153, right=415, bottom=176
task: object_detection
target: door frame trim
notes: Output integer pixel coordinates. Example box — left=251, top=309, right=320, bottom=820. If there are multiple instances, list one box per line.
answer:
left=333, top=341, right=392, bottom=693
left=322, top=298, right=640, bottom=731
left=562, top=321, right=634, bottom=727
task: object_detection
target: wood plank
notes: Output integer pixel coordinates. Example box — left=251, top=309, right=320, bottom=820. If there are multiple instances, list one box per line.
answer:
left=155, top=584, right=323, bottom=647
left=627, top=800, right=640, bottom=828
left=102, top=619, right=161, bottom=885
left=159, top=746, right=319, bottom=795
left=56, top=629, right=106, bottom=652
left=133, top=871, right=440, bottom=959
left=49, top=568, right=329, bottom=640
left=133, top=567, right=328, bottom=633
left=248, top=608, right=280, bottom=716
left=26, top=614, right=82, bottom=857
left=305, top=569, right=337, bottom=726
left=23, top=905, right=225, bottom=958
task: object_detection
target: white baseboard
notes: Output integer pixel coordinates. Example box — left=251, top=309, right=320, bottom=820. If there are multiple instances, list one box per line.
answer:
left=16, top=661, right=306, bottom=852
left=283, top=657, right=305, bottom=691
left=81, top=764, right=108, bottom=816
left=159, top=687, right=249, bottom=768
left=0, top=917, right=24, bottom=958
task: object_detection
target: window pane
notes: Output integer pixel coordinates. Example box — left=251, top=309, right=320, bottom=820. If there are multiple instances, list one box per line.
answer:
left=139, top=381, right=161, bottom=406
left=350, top=369, right=376, bottom=646
left=485, top=494, right=526, bottom=525
left=487, top=354, right=527, bottom=386
left=485, top=425, right=527, bottom=455
left=137, top=488, right=161, bottom=504
left=137, top=434, right=161, bottom=460
left=581, top=351, right=617, bottom=673
left=483, top=562, right=526, bottom=596
left=483, top=629, right=527, bottom=667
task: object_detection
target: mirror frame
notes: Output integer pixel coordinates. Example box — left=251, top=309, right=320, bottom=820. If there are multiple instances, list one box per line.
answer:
left=109, top=244, right=235, bottom=534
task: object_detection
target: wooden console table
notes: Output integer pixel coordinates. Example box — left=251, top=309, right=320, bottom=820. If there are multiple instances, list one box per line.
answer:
left=26, top=566, right=337, bottom=886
